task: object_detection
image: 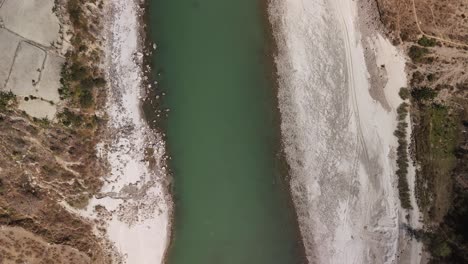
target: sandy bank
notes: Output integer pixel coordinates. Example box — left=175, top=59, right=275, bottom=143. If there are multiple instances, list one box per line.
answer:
left=80, top=0, right=171, bottom=263
left=269, top=0, right=421, bottom=262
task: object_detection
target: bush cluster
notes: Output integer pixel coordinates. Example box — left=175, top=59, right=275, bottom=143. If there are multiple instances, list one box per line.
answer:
left=0, top=91, right=15, bottom=111
left=394, top=102, right=412, bottom=209
left=417, top=36, right=437, bottom=47
left=59, top=0, right=106, bottom=109
left=411, top=87, right=437, bottom=102
left=399, top=87, right=410, bottom=100
left=408, top=45, right=429, bottom=63
left=57, top=108, right=83, bottom=127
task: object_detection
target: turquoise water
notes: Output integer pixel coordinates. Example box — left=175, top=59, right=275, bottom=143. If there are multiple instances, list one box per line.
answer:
left=148, top=0, right=304, bottom=263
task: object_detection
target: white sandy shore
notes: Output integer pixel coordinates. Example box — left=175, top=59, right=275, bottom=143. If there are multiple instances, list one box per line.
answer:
left=269, top=0, right=421, bottom=263
left=79, top=0, right=171, bottom=263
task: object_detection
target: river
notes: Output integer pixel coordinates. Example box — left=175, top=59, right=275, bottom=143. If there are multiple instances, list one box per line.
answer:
left=147, top=0, right=304, bottom=263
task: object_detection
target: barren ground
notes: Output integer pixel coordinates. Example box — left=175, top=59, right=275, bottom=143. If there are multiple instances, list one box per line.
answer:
left=0, top=0, right=111, bottom=263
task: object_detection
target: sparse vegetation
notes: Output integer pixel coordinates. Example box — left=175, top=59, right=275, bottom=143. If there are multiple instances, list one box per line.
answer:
left=32, top=117, right=51, bottom=128
left=59, top=0, right=107, bottom=109
left=414, top=103, right=458, bottom=217
left=57, top=108, right=83, bottom=127
left=0, top=0, right=109, bottom=262
left=79, top=89, right=93, bottom=108
left=0, top=91, right=15, bottom=111
left=67, top=0, right=86, bottom=31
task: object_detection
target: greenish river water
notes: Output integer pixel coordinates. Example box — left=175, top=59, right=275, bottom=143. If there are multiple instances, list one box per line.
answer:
left=148, top=0, right=304, bottom=263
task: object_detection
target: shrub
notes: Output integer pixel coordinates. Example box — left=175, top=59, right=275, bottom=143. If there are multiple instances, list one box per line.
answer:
left=70, top=62, right=89, bottom=81
left=399, top=87, right=410, bottom=100
left=427, top=73, right=435, bottom=82
left=78, top=45, right=87, bottom=53
left=408, top=45, right=429, bottom=62
left=417, top=36, right=436, bottom=47
left=0, top=91, right=15, bottom=111
left=429, top=235, right=453, bottom=258
left=67, top=0, right=84, bottom=28
left=0, top=178, right=4, bottom=194
left=79, top=90, right=93, bottom=108
left=394, top=102, right=412, bottom=209
left=58, top=108, right=83, bottom=127
left=397, top=102, right=409, bottom=118
left=80, top=77, right=95, bottom=91
left=411, top=87, right=437, bottom=102
left=93, top=77, right=106, bottom=88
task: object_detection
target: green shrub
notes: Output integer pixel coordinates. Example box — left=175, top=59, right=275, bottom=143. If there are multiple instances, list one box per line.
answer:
left=397, top=102, right=409, bottom=119
left=399, top=88, right=410, bottom=100
left=78, top=44, right=87, bottom=53
left=58, top=108, right=83, bottom=127
left=411, top=87, right=437, bottom=102
left=0, top=91, right=15, bottom=111
left=70, top=62, right=89, bottom=81
left=79, top=90, right=93, bottom=108
left=417, top=36, right=436, bottom=47
left=59, top=79, right=71, bottom=99
left=93, top=77, right=106, bottom=88
left=0, top=178, right=4, bottom=194
left=80, top=77, right=95, bottom=91
left=427, top=73, right=435, bottom=82
left=67, top=0, right=84, bottom=28
left=408, top=45, right=429, bottom=62
left=394, top=102, right=412, bottom=209
left=430, top=235, right=453, bottom=258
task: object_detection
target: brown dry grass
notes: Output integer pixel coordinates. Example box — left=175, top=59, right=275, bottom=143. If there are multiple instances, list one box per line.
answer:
left=0, top=109, right=109, bottom=263
left=0, top=226, right=91, bottom=264
left=376, top=0, right=468, bottom=45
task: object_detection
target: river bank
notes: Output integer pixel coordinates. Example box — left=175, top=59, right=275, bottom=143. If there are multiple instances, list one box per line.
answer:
left=80, top=0, right=172, bottom=263
left=268, top=0, right=422, bottom=263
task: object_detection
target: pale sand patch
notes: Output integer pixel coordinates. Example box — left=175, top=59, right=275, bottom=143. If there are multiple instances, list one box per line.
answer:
left=37, top=52, right=64, bottom=102
left=0, top=0, right=60, bottom=47
left=0, top=29, right=20, bottom=87
left=5, top=41, right=45, bottom=96
left=18, top=99, right=56, bottom=119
